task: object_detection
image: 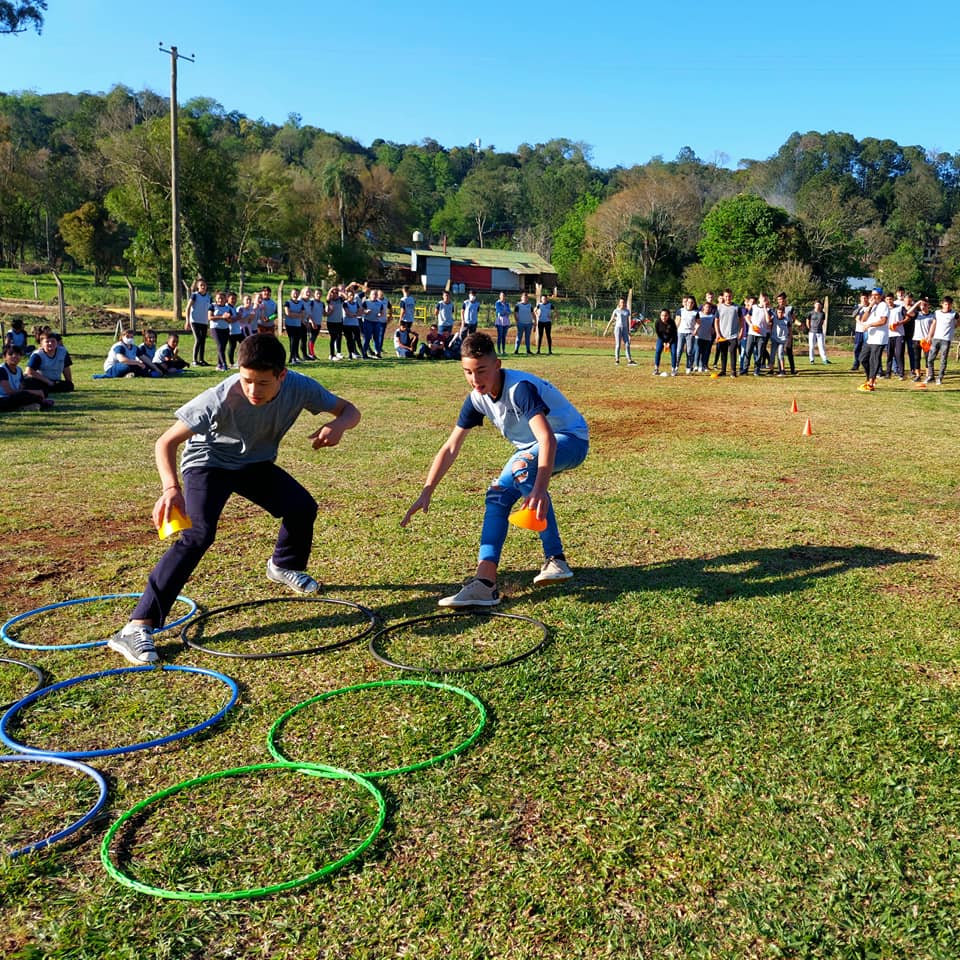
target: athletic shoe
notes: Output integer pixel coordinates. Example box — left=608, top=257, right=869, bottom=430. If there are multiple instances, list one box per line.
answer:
left=936, top=378, right=943, bottom=385
left=824, top=359, right=831, bottom=364
left=108, top=623, right=158, bottom=664
left=266, top=558, right=319, bottom=595
left=22, top=402, right=41, bottom=411
left=438, top=577, right=500, bottom=608
left=925, top=375, right=934, bottom=383
left=534, top=557, right=574, bottom=584
left=857, top=383, right=875, bottom=392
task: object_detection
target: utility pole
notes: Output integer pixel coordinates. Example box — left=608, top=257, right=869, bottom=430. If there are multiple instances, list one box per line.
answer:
left=159, top=43, right=194, bottom=325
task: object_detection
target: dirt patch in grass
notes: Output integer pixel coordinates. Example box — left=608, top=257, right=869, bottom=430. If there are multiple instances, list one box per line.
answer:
left=589, top=396, right=742, bottom=443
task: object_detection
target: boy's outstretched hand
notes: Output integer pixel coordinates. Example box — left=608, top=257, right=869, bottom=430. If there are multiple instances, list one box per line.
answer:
left=401, top=491, right=431, bottom=527
left=310, top=422, right=345, bottom=449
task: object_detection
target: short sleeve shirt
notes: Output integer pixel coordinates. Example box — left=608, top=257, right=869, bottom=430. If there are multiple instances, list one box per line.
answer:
left=176, top=370, right=339, bottom=472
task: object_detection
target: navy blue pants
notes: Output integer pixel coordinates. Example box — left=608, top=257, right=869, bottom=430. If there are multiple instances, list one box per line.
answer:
left=131, top=462, right=317, bottom=627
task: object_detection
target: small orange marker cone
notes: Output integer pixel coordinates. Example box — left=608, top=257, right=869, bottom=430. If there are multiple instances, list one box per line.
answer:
left=507, top=507, right=547, bottom=532
left=790, top=398, right=799, bottom=413
left=802, top=418, right=813, bottom=437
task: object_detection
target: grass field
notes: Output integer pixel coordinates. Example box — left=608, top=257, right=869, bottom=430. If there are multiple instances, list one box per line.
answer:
left=2, top=333, right=960, bottom=959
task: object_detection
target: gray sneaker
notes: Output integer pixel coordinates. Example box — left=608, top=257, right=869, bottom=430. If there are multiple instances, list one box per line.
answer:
left=107, top=623, right=158, bottom=664
left=438, top=577, right=500, bottom=608
left=266, top=558, right=319, bottom=594
left=533, top=557, right=574, bottom=584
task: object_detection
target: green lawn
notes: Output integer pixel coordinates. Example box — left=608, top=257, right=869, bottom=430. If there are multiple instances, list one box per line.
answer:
left=2, top=336, right=960, bottom=959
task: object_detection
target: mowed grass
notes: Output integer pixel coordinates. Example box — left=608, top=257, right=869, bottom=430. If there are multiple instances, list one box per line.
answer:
left=2, top=333, right=960, bottom=958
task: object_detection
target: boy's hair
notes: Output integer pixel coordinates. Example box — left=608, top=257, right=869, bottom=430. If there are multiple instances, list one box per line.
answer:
left=237, top=333, right=286, bottom=373
left=460, top=331, right=496, bottom=359
left=3, top=343, right=22, bottom=357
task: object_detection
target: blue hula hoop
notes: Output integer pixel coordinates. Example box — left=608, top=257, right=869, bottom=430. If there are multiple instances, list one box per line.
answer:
left=0, top=664, right=240, bottom=759
left=2, top=754, right=108, bottom=858
left=1, top=593, right=198, bottom=652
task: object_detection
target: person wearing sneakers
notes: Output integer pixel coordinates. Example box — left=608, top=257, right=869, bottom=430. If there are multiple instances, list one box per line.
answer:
left=105, top=334, right=360, bottom=664
left=927, top=296, right=956, bottom=385
left=610, top=297, right=636, bottom=366
left=401, top=332, right=588, bottom=607
left=858, top=287, right=889, bottom=392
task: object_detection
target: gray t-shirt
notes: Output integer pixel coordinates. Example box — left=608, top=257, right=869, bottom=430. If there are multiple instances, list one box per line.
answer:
left=715, top=303, right=740, bottom=339
left=176, top=371, right=339, bottom=472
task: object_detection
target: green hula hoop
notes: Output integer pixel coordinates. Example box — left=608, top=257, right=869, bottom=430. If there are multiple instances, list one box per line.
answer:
left=100, top=761, right=385, bottom=901
left=267, top=679, right=487, bottom=779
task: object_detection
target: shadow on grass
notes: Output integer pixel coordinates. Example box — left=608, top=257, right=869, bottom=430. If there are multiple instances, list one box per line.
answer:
left=313, top=544, right=935, bottom=619
left=562, top=543, right=936, bottom=606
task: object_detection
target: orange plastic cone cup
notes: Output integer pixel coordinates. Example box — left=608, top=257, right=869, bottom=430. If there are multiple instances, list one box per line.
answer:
left=508, top=507, right=548, bottom=532
left=158, top=505, right=193, bottom=540
left=802, top=418, right=813, bottom=437
left=791, top=398, right=799, bottom=413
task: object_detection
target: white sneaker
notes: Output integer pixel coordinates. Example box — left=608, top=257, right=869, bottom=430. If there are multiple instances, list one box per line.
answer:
left=108, top=623, right=158, bottom=664
left=533, top=557, right=574, bottom=584
left=438, top=577, right=500, bottom=607
left=266, top=558, right=319, bottom=594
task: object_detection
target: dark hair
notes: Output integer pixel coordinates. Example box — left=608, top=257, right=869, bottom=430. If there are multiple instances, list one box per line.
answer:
left=460, top=331, right=496, bottom=359
left=3, top=343, right=22, bottom=356
left=237, top=333, right=286, bottom=373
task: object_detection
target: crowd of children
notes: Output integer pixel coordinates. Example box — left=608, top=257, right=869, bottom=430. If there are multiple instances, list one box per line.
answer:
left=609, top=286, right=956, bottom=389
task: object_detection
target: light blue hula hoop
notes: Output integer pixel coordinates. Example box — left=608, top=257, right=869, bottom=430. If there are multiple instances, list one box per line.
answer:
left=0, top=664, right=240, bottom=759
left=1, top=593, right=198, bottom=651
left=2, top=754, right=108, bottom=858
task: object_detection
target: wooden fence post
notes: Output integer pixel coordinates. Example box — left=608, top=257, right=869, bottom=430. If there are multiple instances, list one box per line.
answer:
left=125, top=275, right=137, bottom=331
left=51, top=270, right=66, bottom=335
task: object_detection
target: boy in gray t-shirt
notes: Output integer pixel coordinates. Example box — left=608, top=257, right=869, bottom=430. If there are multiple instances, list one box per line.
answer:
left=106, top=334, right=361, bottom=665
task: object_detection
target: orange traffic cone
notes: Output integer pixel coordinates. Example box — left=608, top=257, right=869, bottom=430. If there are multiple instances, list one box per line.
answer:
left=802, top=418, right=813, bottom=437
left=790, top=398, right=799, bottom=413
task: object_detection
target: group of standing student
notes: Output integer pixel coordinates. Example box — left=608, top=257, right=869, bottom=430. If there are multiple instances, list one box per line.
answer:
left=851, top=287, right=956, bottom=391
left=615, top=290, right=812, bottom=377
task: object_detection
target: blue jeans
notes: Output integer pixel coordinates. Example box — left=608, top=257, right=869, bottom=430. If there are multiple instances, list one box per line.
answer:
left=514, top=323, right=533, bottom=352
left=654, top=337, right=677, bottom=370
left=495, top=324, right=510, bottom=352
left=478, top=434, right=589, bottom=566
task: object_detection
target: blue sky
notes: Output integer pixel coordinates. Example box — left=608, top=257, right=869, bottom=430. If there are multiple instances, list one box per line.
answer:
left=3, top=0, right=957, bottom=169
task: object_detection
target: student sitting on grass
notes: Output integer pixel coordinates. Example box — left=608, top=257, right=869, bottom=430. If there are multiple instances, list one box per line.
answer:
left=0, top=344, right=52, bottom=411
left=94, top=329, right=156, bottom=378
left=155, top=333, right=189, bottom=374
left=394, top=318, right=419, bottom=358
left=25, top=329, right=74, bottom=393
left=401, top=331, right=589, bottom=607
left=104, top=334, right=361, bottom=665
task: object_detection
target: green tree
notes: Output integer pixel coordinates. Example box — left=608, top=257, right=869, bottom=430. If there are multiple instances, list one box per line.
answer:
left=552, top=193, right=600, bottom=284
left=0, top=1, right=46, bottom=34
left=877, top=242, right=925, bottom=294
left=697, top=194, right=791, bottom=292
left=58, top=201, right=125, bottom=283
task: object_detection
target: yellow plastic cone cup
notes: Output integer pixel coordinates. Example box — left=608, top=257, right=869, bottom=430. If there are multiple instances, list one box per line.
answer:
left=508, top=507, right=547, bottom=532
left=158, top=505, right=193, bottom=540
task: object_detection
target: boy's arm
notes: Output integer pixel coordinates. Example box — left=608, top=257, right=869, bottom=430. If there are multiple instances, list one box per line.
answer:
left=308, top=396, right=361, bottom=449
left=24, top=357, right=53, bottom=386
left=152, top=421, right=195, bottom=528
left=525, top=413, right=557, bottom=521
left=401, top=425, right=469, bottom=527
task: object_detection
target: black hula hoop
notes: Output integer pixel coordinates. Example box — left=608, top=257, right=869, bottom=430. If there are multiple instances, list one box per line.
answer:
left=0, top=657, right=45, bottom=711
left=368, top=610, right=550, bottom=674
left=181, top=596, right=379, bottom=660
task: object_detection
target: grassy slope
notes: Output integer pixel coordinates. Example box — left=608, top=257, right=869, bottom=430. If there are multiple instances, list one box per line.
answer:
left=2, top=336, right=960, bottom=959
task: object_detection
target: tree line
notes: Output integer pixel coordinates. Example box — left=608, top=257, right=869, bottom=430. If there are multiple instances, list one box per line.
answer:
left=2, top=86, right=960, bottom=308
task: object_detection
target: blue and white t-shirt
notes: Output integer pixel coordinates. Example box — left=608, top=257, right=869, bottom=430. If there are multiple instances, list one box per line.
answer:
left=399, top=295, right=416, bottom=324
left=176, top=370, right=340, bottom=472
left=463, top=298, right=480, bottom=326
left=456, top=369, right=589, bottom=449
left=188, top=291, right=211, bottom=326
left=28, top=345, right=71, bottom=381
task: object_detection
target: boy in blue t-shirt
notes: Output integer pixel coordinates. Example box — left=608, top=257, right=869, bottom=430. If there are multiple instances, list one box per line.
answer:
left=105, top=334, right=361, bottom=664
left=401, top=332, right=589, bottom=607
